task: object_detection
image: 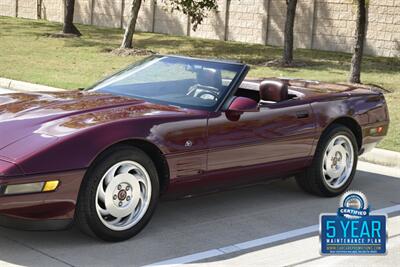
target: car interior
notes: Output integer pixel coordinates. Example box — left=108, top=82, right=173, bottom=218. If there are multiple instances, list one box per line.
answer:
left=235, top=79, right=304, bottom=104
left=186, top=67, right=303, bottom=105
left=186, top=68, right=223, bottom=101
left=97, top=65, right=304, bottom=110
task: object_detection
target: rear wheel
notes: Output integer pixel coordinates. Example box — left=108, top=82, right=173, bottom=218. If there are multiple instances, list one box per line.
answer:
left=296, top=124, right=358, bottom=197
left=75, top=145, right=159, bottom=241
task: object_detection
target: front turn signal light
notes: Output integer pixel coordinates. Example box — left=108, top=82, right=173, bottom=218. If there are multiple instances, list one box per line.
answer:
left=43, top=180, right=60, bottom=192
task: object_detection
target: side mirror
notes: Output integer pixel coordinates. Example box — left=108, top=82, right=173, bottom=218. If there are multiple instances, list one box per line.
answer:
left=225, top=97, right=259, bottom=121
left=227, top=97, right=259, bottom=113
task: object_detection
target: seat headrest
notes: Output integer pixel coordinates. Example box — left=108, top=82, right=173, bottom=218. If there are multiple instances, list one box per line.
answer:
left=197, top=68, right=222, bottom=88
left=259, top=80, right=288, bottom=102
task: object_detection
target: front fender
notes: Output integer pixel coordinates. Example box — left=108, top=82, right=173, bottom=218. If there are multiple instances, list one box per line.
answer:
left=0, top=119, right=165, bottom=175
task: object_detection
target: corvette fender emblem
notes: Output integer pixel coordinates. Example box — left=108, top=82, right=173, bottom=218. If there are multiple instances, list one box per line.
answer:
left=185, top=140, right=193, bottom=147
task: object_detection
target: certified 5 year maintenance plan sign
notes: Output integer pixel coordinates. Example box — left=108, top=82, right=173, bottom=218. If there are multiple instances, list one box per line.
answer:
left=320, top=191, right=387, bottom=254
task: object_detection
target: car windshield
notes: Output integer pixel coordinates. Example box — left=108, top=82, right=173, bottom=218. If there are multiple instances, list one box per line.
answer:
left=89, top=56, right=245, bottom=110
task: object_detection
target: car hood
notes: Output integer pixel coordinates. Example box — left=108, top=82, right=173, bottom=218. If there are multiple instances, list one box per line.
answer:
left=0, top=91, right=187, bottom=150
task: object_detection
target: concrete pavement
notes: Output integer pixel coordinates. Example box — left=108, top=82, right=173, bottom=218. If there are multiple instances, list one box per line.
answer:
left=0, top=78, right=64, bottom=92
left=0, top=161, right=399, bottom=267
left=0, top=88, right=15, bottom=94
left=189, top=216, right=400, bottom=266
left=360, top=148, right=400, bottom=168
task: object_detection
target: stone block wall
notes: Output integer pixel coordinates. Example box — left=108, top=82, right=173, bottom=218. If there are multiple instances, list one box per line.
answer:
left=128, top=0, right=154, bottom=32
left=41, top=0, right=63, bottom=22
left=365, top=0, right=400, bottom=57
left=189, top=0, right=226, bottom=40
left=17, top=0, right=37, bottom=19
left=153, top=1, right=188, bottom=35
left=227, top=0, right=267, bottom=44
left=92, top=0, right=123, bottom=28
left=74, top=0, right=91, bottom=24
left=0, top=0, right=16, bottom=17
left=0, top=0, right=399, bottom=57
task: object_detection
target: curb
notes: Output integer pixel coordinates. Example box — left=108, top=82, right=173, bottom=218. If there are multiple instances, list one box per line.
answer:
left=360, top=148, right=400, bottom=168
left=0, top=77, right=65, bottom=92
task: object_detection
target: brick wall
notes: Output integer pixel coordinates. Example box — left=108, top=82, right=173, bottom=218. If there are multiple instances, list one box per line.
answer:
left=0, top=0, right=399, bottom=57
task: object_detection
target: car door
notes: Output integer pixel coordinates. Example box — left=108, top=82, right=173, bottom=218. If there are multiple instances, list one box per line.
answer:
left=205, top=99, right=316, bottom=187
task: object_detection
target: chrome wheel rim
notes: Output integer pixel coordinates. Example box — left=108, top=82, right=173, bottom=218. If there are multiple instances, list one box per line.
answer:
left=322, top=135, right=354, bottom=189
left=95, top=161, right=152, bottom=231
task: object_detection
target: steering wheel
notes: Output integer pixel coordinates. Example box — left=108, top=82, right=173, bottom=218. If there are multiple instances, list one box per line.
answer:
left=196, top=90, right=219, bottom=101
left=187, top=84, right=220, bottom=101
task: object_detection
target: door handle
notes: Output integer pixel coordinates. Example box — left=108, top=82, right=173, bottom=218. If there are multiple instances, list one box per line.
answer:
left=296, top=111, right=309, bottom=118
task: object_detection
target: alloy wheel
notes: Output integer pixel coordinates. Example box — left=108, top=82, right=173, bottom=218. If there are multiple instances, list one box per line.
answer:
left=322, top=135, right=354, bottom=189
left=95, top=160, right=152, bottom=231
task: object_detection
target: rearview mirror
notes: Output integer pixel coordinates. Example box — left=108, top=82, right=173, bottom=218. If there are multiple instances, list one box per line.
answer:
left=227, top=97, right=259, bottom=113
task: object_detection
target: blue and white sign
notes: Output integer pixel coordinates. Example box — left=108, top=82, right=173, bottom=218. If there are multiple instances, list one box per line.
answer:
left=320, top=191, right=386, bottom=255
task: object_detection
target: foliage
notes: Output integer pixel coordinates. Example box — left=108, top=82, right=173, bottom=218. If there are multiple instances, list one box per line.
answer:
left=163, top=0, right=218, bottom=30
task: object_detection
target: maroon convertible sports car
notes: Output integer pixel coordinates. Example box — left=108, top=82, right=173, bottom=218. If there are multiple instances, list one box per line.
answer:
left=0, top=55, right=389, bottom=241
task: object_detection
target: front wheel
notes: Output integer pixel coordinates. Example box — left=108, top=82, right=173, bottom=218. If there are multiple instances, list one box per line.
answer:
left=296, top=124, right=358, bottom=197
left=75, top=145, right=159, bottom=241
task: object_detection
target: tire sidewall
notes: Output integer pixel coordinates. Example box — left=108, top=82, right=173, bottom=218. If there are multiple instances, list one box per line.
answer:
left=315, top=125, right=358, bottom=196
left=80, top=146, right=159, bottom=241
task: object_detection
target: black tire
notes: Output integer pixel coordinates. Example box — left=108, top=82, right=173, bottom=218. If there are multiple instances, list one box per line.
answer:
left=295, top=124, right=358, bottom=197
left=75, top=145, right=159, bottom=242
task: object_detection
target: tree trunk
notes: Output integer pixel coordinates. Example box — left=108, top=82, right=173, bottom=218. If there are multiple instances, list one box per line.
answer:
left=283, top=0, right=298, bottom=65
left=121, top=0, right=143, bottom=49
left=349, top=0, right=367, bottom=84
left=62, top=0, right=81, bottom=36
left=37, top=0, right=42, bottom=19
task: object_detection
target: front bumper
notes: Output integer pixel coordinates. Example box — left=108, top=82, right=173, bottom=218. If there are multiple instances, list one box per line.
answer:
left=0, top=169, right=85, bottom=230
left=0, top=214, right=72, bottom=231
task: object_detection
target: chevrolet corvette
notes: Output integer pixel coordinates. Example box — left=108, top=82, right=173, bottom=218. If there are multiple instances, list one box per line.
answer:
left=0, top=55, right=389, bottom=241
